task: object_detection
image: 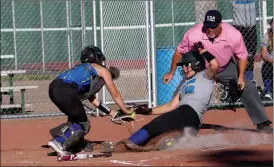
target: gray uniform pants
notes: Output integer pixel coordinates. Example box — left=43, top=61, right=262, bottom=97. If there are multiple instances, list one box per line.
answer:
left=216, top=61, right=270, bottom=125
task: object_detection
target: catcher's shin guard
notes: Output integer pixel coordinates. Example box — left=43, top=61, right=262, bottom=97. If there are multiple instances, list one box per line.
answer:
left=50, top=122, right=90, bottom=151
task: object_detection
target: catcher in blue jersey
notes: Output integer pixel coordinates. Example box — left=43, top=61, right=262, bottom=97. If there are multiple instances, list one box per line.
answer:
left=47, top=45, right=135, bottom=156
left=103, top=47, right=220, bottom=153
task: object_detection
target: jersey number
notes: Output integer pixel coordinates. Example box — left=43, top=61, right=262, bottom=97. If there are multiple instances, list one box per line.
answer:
left=184, top=86, right=195, bottom=94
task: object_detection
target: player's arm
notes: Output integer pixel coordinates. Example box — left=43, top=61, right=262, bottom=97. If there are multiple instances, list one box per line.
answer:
left=88, top=95, right=117, bottom=117
left=260, top=35, right=273, bottom=63
left=151, top=93, right=180, bottom=115
left=199, top=49, right=220, bottom=80
left=93, top=64, right=132, bottom=115
left=261, top=47, right=273, bottom=63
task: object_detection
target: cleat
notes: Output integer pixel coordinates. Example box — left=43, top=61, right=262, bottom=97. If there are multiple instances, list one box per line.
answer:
left=156, top=137, right=177, bottom=151
left=48, top=140, right=69, bottom=156
left=257, top=121, right=273, bottom=134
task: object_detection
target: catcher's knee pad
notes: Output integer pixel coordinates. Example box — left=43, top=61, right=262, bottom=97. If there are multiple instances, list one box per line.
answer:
left=79, top=120, right=91, bottom=134
left=50, top=122, right=88, bottom=151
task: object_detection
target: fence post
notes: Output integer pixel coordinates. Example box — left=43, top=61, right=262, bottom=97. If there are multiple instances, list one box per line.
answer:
left=81, top=0, right=86, bottom=48
left=40, top=1, right=45, bottom=72
left=100, top=0, right=106, bottom=116
left=12, top=0, right=18, bottom=70
left=66, top=1, right=72, bottom=69
left=150, top=0, right=157, bottom=107
left=262, top=1, right=268, bottom=35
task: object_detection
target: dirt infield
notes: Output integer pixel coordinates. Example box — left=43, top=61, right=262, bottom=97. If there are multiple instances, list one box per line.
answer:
left=1, top=107, right=273, bottom=166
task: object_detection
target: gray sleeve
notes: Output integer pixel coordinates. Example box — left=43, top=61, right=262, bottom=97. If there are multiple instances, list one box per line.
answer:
left=260, top=34, right=268, bottom=48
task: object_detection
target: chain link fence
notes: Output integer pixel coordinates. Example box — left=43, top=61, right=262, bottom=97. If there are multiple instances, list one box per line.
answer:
left=155, top=0, right=273, bottom=109
left=1, top=0, right=273, bottom=119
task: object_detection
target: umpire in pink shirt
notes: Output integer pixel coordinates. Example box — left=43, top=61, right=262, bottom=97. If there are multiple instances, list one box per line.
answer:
left=163, top=10, right=272, bottom=133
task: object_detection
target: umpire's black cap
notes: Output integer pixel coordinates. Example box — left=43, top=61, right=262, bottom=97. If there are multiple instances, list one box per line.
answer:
left=203, top=10, right=222, bottom=29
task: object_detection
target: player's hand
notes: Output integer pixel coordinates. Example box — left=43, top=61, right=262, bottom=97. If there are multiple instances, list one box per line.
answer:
left=237, top=77, right=245, bottom=90
left=163, top=72, right=174, bottom=84
left=134, top=104, right=152, bottom=115
left=191, top=41, right=204, bottom=52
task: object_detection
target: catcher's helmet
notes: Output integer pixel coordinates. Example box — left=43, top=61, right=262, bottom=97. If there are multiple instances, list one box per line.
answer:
left=177, top=50, right=205, bottom=72
left=80, top=45, right=106, bottom=65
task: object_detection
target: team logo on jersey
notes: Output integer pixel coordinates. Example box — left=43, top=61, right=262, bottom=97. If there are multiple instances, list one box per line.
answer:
left=224, top=45, right=230, bottom=48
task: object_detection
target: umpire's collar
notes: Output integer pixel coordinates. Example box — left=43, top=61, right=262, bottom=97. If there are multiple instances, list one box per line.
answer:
left=202, top=24, right=227, bottom=42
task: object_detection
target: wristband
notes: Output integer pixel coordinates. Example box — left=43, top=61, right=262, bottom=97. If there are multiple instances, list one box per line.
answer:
left=201, top=51, right=215, bottom=62
left=98, top=102, right=111, bottom=114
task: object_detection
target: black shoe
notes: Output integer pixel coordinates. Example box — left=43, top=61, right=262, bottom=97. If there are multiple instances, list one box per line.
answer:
left=257, top=121, right=273, bottom=133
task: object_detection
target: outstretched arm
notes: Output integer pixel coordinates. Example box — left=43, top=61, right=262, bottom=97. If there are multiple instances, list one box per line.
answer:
left=135, top=93, right=180, bottom=115
left=151, top=93, right=180, bottom=115
left=93, top=64, right=133, bottom=115
left=88, top=95, right=117, bottom=118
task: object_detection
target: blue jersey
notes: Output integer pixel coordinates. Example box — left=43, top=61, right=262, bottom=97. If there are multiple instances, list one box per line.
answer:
left=57, top=63, right=98, bottom=94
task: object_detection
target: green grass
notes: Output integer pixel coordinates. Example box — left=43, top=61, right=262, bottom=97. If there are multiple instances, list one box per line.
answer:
left=1, top=74, right=57, bottom=81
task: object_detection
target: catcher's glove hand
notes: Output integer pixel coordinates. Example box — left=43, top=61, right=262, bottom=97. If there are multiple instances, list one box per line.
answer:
left=109, top=66, right=120, bottom=80
left=133, top=104, right=152, bottom=115
left=111, top=111, right=135, bottom=125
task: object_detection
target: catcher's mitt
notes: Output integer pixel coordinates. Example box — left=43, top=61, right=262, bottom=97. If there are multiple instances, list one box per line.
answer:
left=111, top=111, right=135, bottom=125
left=109, top=66, right=120, bottom=80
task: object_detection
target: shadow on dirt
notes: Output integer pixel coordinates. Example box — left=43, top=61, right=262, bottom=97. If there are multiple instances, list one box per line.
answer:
left=201, top=123, right=261, bottom=133
left=200, top=149, right=273, bottom=166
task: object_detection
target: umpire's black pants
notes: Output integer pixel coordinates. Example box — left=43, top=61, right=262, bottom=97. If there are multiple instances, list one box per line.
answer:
left=216, top=61, right=270, bottom=125
left=49, top=78, right=88, bottom=123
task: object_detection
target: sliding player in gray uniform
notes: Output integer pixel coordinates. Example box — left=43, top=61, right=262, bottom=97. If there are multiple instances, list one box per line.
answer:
left=118, top=48, right=220, bottom=150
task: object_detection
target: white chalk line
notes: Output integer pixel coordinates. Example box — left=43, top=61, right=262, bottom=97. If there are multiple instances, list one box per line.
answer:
left=108, top=157, right=159, bottom=166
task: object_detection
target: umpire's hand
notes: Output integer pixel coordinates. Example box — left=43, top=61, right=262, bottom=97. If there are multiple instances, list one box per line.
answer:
left=163, top=72, right=174, bottom=84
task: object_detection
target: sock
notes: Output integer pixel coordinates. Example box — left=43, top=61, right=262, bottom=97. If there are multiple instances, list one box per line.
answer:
left=128, top=129, right=149, bottom=145
left=245, top=71, right=254, bottom=80
left=263, top=80, right=272, bottom=93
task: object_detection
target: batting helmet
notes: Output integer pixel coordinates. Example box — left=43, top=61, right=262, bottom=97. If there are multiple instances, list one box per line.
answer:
left=177, top=50, right=206, bottom=72
left=80, top=45, right=106, bottom=65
